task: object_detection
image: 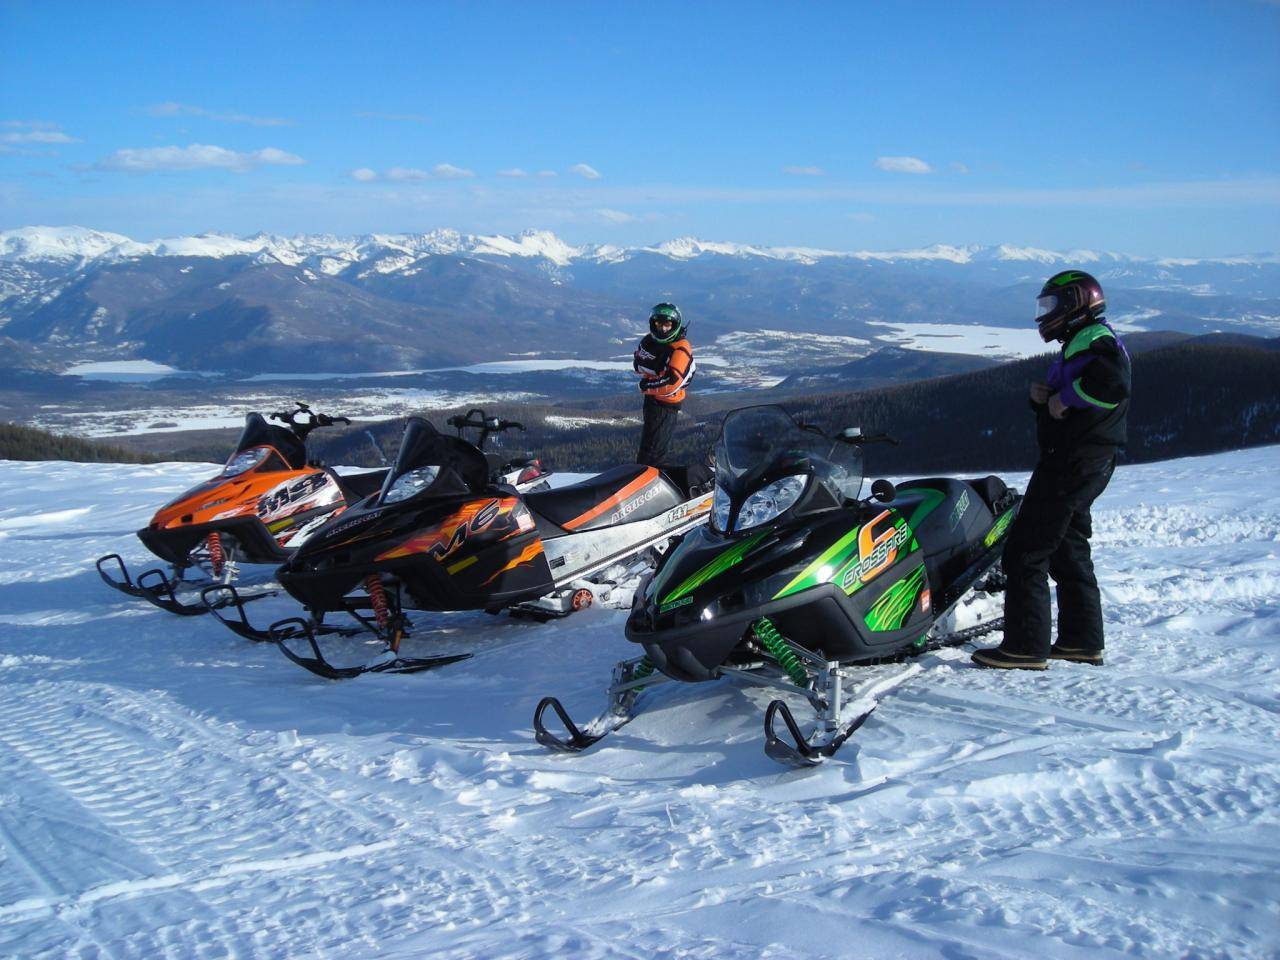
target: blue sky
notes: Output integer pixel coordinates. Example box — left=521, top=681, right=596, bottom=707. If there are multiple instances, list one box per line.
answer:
left=2, top=0, right=1277, bottom=256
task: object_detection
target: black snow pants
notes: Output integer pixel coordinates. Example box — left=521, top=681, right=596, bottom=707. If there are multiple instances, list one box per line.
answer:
left=636, top=396, right=679, bottom=467
left=1001, top=452, right=1116, bottom=658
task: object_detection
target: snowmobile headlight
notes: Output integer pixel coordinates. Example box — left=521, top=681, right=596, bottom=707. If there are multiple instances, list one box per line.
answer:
left=727, top=473, right=803, bottom=535
left=384, top=466, right=441, bottom=504
left=734, top=474, right=808, bottom=532
left=222, top=446, right=269, bottom=477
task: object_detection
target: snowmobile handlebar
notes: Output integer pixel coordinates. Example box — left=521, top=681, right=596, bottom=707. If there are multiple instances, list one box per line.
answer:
left=836, top=428, right=899, bottom=447
left=269, top=402, right=352, bottom=437
left=448, top=409, right=525, bottom=435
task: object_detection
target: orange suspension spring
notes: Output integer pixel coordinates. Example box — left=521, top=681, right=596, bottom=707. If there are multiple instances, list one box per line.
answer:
left=365, top=575, right=390, bottom=632
left=207, top=532, right=225, bottom=578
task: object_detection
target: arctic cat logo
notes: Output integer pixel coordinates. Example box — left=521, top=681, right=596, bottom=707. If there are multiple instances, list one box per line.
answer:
left=610, top=485, right=660, bottom=524
left=841, top=510, right=913, bottom=589
left=326, top=511, right=378, bottom=537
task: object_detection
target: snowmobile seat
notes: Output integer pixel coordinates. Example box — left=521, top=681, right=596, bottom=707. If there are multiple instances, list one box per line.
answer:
left=525, top=464, right=682, bottom=533
left=894, top=477, right=1001, bottom=587
left=962, top=475, right=1014, bottom=515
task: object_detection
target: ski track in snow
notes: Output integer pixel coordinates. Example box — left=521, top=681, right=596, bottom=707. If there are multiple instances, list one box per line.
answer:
left=0, top=451, right=1278, bottom=959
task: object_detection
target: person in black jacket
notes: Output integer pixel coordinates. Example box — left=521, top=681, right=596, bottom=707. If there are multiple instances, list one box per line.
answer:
left=973, top=270, right=1131, bottom=670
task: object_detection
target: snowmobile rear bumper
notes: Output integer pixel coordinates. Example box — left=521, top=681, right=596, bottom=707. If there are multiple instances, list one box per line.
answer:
left=627, top=582, right=908, bottom=683
left=137, top=515, right=290, bottom=567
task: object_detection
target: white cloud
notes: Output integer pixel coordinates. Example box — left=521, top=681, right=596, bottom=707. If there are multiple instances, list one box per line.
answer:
left=536, top=170, right=558, bottom=178
left=350, top=168, right=379, bottom=182
left=387, top=167, right=430, bottom=181
left=95, top=143, right=305, bottom=173
left=876, top=156, right=934, bottom=175
left=147, top=102, right=293, bottom=127
left=596, top=208, right=635, bottom=223
left=951, top=161, right=971, bottom=175
left=569, top=163, right=602, bottom=180
left=783, top=165, right=825, bottom=177
left=432, top=163, right=475, bottom=179
left=1, top=130, right=79, bottom=144
left=497, top=168, right=530, bottom=178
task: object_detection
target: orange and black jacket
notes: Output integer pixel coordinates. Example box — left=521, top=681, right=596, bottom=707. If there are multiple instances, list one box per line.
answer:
left=634, top=334, right=695, bottom=407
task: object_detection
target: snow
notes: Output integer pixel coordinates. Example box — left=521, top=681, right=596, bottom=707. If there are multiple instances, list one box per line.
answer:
left=5, top=226, right=1275, bottom=273
left=62, top=360, right=188, bottom=381
left=34, top=389, right=544, bottom=438
left=543, top=414, right=641, bottom=430
left=867, top=321, right=1054, bottom=360
left=0, top=444, right=1277, bottom=958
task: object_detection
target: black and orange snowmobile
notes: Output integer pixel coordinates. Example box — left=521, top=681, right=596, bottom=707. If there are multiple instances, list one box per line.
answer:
left=206, top=414, right=715, bottom=678
left=97, top=402, right=387, bottom=615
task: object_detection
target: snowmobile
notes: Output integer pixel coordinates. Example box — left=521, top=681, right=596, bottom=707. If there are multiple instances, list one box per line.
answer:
left=97, top=402, right=386, bottom=616
left=533, top=404, right=1021, bottom=768
left=205, top=414, right=715, bottom=679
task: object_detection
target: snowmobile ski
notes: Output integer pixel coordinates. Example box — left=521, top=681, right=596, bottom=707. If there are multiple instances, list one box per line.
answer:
left=96, top=553, right=154, bottom=599
left=270, top=618, right=472, bottom=680
left=532, top=655, right=668, bottom=753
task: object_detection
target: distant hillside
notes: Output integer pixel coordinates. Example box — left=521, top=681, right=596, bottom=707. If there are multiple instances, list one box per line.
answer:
left=297, top=333, right=1280, bottom=477
left=0, top=422, right=157, bottom=463
left=775, top=346, right=999, bottom=392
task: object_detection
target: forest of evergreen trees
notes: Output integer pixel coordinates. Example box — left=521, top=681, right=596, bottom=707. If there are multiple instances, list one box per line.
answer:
left=0, top=422, right=157, bottom=464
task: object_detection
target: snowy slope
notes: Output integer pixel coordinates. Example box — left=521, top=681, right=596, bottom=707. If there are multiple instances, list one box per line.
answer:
left=0, top=448, right=1277, bottom=959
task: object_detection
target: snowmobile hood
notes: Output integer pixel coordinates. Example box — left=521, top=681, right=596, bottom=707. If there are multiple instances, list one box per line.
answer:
left=629, top=479, right=1019, bottom=682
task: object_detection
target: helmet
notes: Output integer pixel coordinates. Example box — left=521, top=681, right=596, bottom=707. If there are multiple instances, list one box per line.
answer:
left=1036, top=270, right=1105, bottom=342
left=648, top=302, right=685, bottom=343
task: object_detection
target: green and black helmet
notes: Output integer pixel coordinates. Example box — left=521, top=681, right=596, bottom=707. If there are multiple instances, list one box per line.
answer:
left=648, top=302, right=686, bottom=343
left=1036, top=270, right=1105, bottom=342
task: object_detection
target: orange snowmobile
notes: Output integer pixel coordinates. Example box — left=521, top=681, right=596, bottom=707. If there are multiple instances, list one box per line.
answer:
left=97, top=402, right=386, bottom=615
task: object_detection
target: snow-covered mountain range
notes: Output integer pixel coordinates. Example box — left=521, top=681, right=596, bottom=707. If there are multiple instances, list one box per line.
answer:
left=1, top=225, right=1277, bottom=376
left=3, top=224, right=1276, bottom=271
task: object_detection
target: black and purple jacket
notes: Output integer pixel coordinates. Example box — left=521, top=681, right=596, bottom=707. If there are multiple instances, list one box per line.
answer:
left=1037, top=320, right=1131, bottom=459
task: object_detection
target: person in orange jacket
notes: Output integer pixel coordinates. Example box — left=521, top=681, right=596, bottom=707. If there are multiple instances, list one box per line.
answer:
left=632, top=302, right=695, bottom=466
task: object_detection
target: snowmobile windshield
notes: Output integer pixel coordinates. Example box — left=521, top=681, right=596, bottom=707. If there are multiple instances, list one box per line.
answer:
left=224, top=413, right=301, bottom=473
left=712, top=405, right=863, bottom=533
left=380, top=417, right=490, bottom=505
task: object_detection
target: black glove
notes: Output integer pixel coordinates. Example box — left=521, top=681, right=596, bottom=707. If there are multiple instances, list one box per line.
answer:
left=639, top=378, right=655, bottom=392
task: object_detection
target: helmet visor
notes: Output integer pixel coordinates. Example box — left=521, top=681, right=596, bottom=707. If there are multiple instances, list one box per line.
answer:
left=1035, top=294, right=1058, bottom=320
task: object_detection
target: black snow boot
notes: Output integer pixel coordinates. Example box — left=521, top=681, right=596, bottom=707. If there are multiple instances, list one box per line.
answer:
left=971, top=646, right=1049, bottom=671
left=1049, top=644, right=1104, bottom=665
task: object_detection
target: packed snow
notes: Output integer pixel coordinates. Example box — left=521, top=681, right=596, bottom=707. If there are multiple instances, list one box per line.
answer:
left=0, top=445, right=1277, bottom=958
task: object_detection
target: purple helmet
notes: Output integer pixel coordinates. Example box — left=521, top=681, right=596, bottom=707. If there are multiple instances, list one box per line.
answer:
left=1036, top=270, right=1106, bottom=342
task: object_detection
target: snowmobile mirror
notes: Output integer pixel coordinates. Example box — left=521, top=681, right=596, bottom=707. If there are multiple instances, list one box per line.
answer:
left=871, top=479, right=896, bottom=503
